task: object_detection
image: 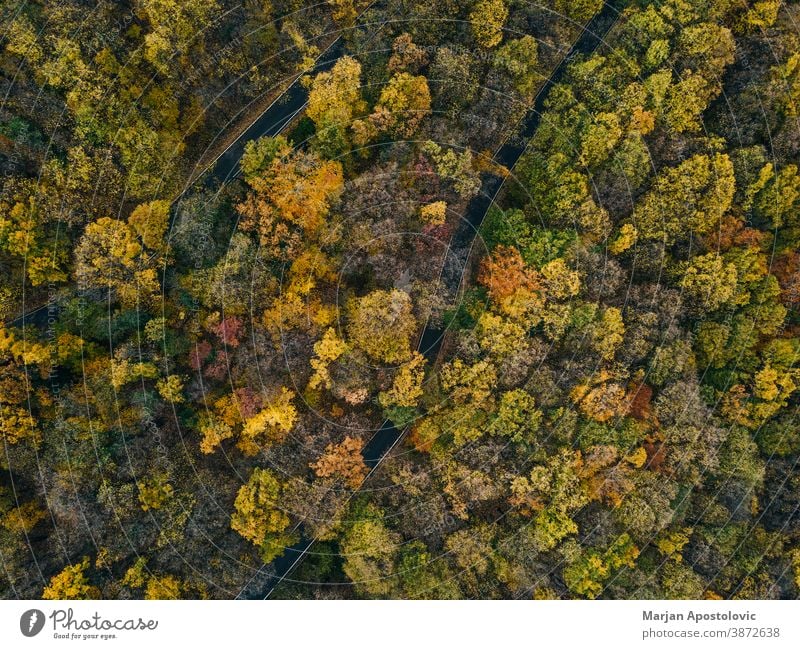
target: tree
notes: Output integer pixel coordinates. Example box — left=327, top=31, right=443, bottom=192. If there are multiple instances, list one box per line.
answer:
left=387, top=33, right=429, bottom=73
left=379, top=351, right=426, bottom=417
left=440, top=359, right=497, bottom=407
left=679, top=253, right=738, bottom=313
left=422, top=141, right=481, bottom=198
left=540, top=258, right=581, bottom=300
left=138, top=0, right=220, bottom=74
left=420, top=201, right=447, bottom=226
left=494, top=36, right=539, bottom=96
left=469, top=0, right=508, bottom=49
left=768, top=52, right=800, bottom=118
left=635, top=153, right=735, bottom=242
left=0, top=181, right=68, bottom=286
left=445, top=525, right=495, bottom=576
left=369, top=73, right=431, bottom=138
left=42, top=558, right=100, bottom=599
left=0, top=326, right=49, bottom=446
left=509, top=450, right=587, bottom=549
left=477, top=245, right=541, bottom=303
left=571, top=377, right=628, bottom=423
left=309, top=328, right=349, bottom=391
left=562, top=534, right=639, bottom=599
left=237, top=136, right=344, bottom=260
left=231, top=468, right=297, bottom=562
left=329, top=0, right=358, bottom=27
left=748, top=163, right=800, bottom=229
left=487, top=389, right=542, bottom=443
left=144, top=575, right=183, bottom=600
left=137, top=474, right=174, bottom=511
left=738, top=1, right=781, bottom=33
left=429, top=47, right=478, bottom=115
left=198, top=411, right=234, bottom=455
left=0, top=400, right=40, bottom=447
left=340, top=503, right=401, bottom=597
left=475, top=312, right=527, bottom=358
left=75, top=217, right=160, bottom=307
left=608, top=223, right=638, bottom=255
left=306, top=56, right=366, bottom=157
left=347, top=289, right=417, bottom=364
left=675, top=23, right=735, bottom=80
left=156, top=375, right=185, bottom=403
left=127, top=200, right=170, bottom=251
left=615, top=472, right=678, bottom=541
left=1, top=501, right=45, bottom=536
left=578, top=112, right=623, bottom=168
left=592, top=307, right=625, bottom=361
left=663, top=73, right=715, bottom=133
left=239, top=387, right=298, bottom=456
left=552, top=0, right=603, bottom=23
left=310, top=436, right=369, bottom=488
left=240, top=136, right=287, bottom=182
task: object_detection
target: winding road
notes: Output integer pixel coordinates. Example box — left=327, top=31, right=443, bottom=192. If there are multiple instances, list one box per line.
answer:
left=243, top=0, right=627, bottom=600
left=4, top=0, right=626, bottom=600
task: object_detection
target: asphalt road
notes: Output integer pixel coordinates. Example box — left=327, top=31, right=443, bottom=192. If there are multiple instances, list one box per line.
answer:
left=247, top=0, right=627, bottom=600
left=200, top=40, right=346, bottom=186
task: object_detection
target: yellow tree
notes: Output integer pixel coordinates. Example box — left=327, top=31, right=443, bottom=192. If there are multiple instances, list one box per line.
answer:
left=127, top=200, right=170, bottom=251
left=680, top=253, right=738, bottom=313
left=470, top=0, right=508, bottom=49
left=156, top=375, right=185, bottom=403
left=230, top=468, right=297, bottom=562
left=593, top=307, right=625, bottom=361
left=237, top=137, right=344, bottom=260
left=309, top=328, right=349, bottom=390
left=347, top=289, right=417, bottom=364
left=239, top=387, right=298, bottom=455
left=378, top=351, right=426, bottom=409
left=369, top=73, right=431, bottom=138
left=420, top=201, right=447, bottom=226
left=0, top=325, right=49, bottom=446
left=635, top=154, right=735, bottom=242
left=306, top=56, right=366, bottom=157
left=75, top=217, right=160, bottom=307
left=138, top=0, right=220, bottom=73
left=42, top=558, right=100, bottom=599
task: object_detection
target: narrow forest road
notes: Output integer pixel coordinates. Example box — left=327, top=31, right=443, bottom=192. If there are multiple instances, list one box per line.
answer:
left=249, top=0, right=627, bottom=600
left=5, top=0, right=625, bottom=600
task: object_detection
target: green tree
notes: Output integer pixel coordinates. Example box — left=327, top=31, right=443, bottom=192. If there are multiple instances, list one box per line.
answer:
left=340, top=503, right=401, bottom=597
left=487, top=389, right=542, bottom=443
left=562, top=534, right=639, bottom=599
left=494, top=36, right=539, bottom=97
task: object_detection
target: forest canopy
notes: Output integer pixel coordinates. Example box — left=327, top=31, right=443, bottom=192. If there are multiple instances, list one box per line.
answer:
left=1, top=0, right=800, bottom=601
